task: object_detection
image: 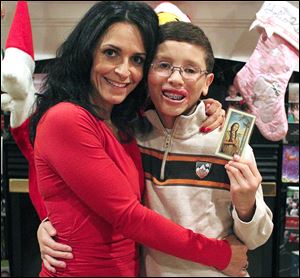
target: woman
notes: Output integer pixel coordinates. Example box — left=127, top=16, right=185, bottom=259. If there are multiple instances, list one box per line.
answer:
left=30, top=1, right=246, bottom=277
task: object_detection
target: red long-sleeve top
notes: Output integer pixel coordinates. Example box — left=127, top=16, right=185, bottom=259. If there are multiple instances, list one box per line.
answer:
left=32, top=102, right=231, bottom=276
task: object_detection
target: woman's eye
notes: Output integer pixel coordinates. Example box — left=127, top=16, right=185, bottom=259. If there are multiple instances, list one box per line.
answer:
left=132, top=55, right=145, bottom=65
left=103, top=49, right=117, bottom=57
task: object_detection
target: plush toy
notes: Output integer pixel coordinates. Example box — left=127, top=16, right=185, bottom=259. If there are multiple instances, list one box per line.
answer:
left=233, top=1, right=299, bottom=141
left=1, top=1, right=47, bottom=220
left=154, top=2, right=191, bottom=25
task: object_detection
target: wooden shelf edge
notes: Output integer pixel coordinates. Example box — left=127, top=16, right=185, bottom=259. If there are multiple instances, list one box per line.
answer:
left=9, top=179, right=29, bottom=193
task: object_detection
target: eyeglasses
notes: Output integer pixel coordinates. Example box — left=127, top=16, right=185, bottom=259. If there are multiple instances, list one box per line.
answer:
left=151, top=61, right=208, bottom=81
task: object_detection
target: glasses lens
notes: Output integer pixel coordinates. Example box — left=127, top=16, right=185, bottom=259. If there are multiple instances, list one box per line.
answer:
left=184, top=69, right=208, bottom=80
left=152, top=62, right=207, bottom=80
left=182, top=66, right=199, bottom=80
left=153, top=62, right=172, bottom=76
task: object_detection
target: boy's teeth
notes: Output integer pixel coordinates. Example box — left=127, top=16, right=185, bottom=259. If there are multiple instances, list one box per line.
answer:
left=163, top=92, right=184, bottom=100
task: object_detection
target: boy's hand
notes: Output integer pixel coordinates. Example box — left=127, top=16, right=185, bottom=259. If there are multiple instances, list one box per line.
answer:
left=38, top=221, right=73, bottom=273
left=225, top=155, right=262, bottom=222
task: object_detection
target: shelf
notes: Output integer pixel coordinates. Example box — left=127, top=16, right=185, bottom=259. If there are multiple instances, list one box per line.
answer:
left=9, top=179, right=29, bottom=193
left=261, top=182, right=276, bottom=197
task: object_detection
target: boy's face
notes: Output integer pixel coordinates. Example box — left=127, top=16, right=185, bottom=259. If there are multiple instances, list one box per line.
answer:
left=148, top=40, right=214, bottom=128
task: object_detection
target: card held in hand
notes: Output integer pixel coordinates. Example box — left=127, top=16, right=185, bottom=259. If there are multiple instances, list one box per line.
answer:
left=216, top=108, right=256, bottom=160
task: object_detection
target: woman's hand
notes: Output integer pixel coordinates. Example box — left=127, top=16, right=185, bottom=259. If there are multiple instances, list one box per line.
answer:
left=225, top=155, right=262, bottom=222
left=201, top=98, right=225, bottom=133
left=37, top=220, right=73, bottom=273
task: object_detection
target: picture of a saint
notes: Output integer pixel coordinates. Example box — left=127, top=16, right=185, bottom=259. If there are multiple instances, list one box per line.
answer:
left=216, top=108, right=256, bottom=160
left=221, top=122, right=240, bottom=156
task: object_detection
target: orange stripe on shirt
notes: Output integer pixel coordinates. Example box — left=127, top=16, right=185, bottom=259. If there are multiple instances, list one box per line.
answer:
left=145, top=173, right=230, bottom=190
left=139, top=147, right=227, bottom=165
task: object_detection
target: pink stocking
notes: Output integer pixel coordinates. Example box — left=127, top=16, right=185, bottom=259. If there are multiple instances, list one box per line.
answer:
left=234, top=1, right=299, bottom=141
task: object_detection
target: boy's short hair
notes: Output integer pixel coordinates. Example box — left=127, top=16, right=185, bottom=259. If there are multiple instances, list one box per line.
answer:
left=158, top=21, right=214, bottom=73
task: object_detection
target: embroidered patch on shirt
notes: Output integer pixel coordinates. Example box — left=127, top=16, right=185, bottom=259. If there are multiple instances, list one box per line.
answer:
left=195, top=162, right=212, bottom=179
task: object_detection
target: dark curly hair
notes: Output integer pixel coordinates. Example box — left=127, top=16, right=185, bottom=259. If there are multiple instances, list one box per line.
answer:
left=30, top=1, right=159, bottom=143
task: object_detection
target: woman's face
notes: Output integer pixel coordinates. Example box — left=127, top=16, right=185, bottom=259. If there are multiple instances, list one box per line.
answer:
left=90, top=22, right=146, bottom=113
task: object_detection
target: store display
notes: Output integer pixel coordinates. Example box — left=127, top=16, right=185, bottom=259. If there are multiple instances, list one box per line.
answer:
left=282, top=145, right=299, bottom=183
left=279, top=186, right=299, bottom=277
left=224, top=84, right=249, bottom=112
left=287, top=83, right=299, bottom=124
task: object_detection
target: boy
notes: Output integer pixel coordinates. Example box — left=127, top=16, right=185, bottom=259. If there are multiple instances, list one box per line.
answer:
left=138, top=21, right=273, bottom=277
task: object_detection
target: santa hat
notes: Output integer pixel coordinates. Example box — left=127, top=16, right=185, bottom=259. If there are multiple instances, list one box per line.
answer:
left=154, top=2, right=191, bottom=25
left=6, top=1, right=34, bottom=60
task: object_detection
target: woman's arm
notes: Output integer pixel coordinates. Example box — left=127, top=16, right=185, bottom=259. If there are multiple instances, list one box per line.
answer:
left=37, top=220, right=248, bottom=277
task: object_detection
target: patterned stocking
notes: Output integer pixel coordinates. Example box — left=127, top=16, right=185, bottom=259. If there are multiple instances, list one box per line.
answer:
left=234, top=1, right=299, bottom=141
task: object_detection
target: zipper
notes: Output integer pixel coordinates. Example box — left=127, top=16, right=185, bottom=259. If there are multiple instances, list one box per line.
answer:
left=160, top=131, right=172, bottom=180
